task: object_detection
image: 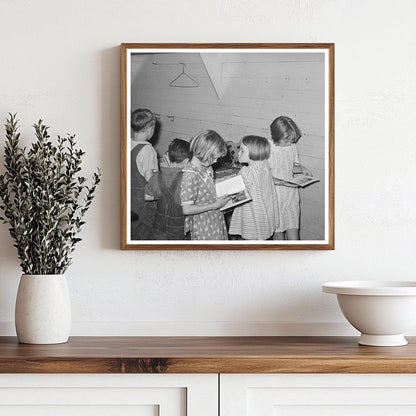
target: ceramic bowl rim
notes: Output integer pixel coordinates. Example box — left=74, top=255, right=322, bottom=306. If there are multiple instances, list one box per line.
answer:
left=322, top=281, right=416, bottom=296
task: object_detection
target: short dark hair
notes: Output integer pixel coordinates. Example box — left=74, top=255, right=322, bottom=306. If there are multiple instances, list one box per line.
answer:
left=270, top=116, right=301, bottom=145
left=168, top=139, right=192, bottom=163
left=131, top=108, right=156, bottom=133
left=241, top=135, right=270, bottom=161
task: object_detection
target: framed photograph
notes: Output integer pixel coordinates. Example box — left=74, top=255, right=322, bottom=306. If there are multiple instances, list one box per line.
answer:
left=121, top=43, right=334, bottom=250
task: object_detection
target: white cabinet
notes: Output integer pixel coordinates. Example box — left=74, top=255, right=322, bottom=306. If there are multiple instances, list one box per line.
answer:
left=221, top=374, right=416, bottom=416
left=0, top=374, right=218, bottom=416
left=3, top=373, right=416, bottom=416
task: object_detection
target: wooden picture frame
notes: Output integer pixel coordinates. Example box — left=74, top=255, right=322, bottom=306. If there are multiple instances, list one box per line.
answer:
left=121, top=43, right=334, bottom=250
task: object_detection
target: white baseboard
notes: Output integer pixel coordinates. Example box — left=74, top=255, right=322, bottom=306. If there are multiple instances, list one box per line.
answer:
left=0, top=321, right=359, bottom=336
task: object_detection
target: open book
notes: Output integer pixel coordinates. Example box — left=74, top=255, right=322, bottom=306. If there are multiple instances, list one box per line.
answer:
left=277, top=174, right=320, bottom=187
left=215, top=174, right=251, bottom=211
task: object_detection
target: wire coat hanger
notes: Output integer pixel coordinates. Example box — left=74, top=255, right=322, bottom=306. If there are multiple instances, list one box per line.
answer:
left=169, top=63, right=199, bottom=88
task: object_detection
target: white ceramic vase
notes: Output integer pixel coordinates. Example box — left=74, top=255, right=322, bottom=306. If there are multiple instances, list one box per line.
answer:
left=15, top=274, right=71, bottom=344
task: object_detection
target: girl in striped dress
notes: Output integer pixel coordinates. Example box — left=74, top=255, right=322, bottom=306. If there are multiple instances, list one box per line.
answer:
left=268, top=116, right=311, bottom=240
left=229, top=135, right=279, bottom=240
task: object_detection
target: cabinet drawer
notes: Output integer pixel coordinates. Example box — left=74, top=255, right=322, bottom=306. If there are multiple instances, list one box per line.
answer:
left=0, top=374, right=217, bottom=416
left=221, top=374, right=416, bottom=416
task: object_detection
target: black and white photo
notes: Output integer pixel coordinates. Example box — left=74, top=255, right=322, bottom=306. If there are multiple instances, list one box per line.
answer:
left=121, top=44, right=334, bottom=250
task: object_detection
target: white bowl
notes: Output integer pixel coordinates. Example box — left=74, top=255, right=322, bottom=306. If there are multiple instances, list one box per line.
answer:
left=323, top=281, right=416, bottom=346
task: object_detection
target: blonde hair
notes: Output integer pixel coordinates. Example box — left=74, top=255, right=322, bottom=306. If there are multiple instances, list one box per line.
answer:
left=241, top=135, right=270, bottom=161
left=190, top=130, right=227, bottom=164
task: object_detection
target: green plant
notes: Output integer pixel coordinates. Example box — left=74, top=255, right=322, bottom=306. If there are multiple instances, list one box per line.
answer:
left=0, top=113, right=101, bottom=274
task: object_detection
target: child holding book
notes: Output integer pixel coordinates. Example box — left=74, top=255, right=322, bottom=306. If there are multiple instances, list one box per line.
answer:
left=229, top=135, right=279, bottom=240
left=268, top=116, right=311, bottom=240
left=180, top=130, right=231, bottom=240
left=130, top=108, right=158, bottom=240
left=144, top=139, right=192, bottom=240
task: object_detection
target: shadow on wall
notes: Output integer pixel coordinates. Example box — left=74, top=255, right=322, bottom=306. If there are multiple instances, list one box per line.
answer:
left=0, top=226, right=21, bottom=326
left=149, top=120, right=161, bottom=148
left=99, top=47, right=122, bottom=251
left=99, top=47, right=162, bottom=250
left=228, top=284, right=333, bottom=335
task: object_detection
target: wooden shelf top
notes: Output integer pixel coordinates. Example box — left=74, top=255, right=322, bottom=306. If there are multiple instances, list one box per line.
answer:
left=1, top=336, right=416, bottom=373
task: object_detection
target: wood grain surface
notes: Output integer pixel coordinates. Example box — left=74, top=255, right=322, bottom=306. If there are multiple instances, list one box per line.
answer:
left=120, top=43, right=335, bottom=250
left=0, top=336, right=415, bottom=374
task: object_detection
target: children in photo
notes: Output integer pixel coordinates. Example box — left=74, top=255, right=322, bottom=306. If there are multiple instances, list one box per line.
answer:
left=130, top=108, right=158, bottom=240
left=229, top=135, right=279, bottom=240
left=144, top=139, right=192, bottom=240
left=268, top=116, right=311, bottom=240
left=180, top=130, right=231, bottom=240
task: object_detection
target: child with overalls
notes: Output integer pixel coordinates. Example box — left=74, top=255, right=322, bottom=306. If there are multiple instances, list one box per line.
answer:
left=130, top=108, right=158, bottom=240
left=145, top=139, right=192, bottom=240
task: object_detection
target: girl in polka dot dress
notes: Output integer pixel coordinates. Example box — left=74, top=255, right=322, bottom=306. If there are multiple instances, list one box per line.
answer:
left=181, top=130, right=231, bottom=240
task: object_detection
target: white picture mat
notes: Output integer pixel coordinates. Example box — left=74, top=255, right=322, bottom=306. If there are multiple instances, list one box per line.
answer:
left=125, top=48, right=330, bottom=245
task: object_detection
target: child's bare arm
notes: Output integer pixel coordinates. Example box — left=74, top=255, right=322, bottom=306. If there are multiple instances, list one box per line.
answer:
left=293, top=163, right=303, bottom=175
left=293, top=163, right=312, bottom=176
left=144, top=193, right=156, bottom=201
left=182, top=195, right=231, bottom=215
left=144, top=169, right=156, bottom=182
left=273, top=177, right=299, bottom=188
left=301, top=166, right=313, bottom=176
left=144, top=174, right=159, bottom=200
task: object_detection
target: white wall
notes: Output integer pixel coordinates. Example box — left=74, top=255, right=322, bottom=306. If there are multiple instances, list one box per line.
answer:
left=0, top=0, right=416, bottom=336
